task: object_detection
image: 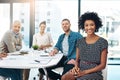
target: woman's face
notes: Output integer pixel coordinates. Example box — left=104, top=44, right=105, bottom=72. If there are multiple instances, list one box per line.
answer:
left=40, top=24, right=46, bottom=32
left=84, top=20, right=96, bottom=35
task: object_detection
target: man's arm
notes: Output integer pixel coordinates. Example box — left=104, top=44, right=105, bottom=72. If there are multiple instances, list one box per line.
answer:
left=3, top=32, right=16, bottom=52
left=0, top=52, right=7, bottom=58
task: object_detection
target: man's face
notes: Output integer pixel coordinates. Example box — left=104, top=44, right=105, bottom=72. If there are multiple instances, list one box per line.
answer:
left=12, top=21, right=21, bottom=34
left=62, top=20, right=71, bottom=33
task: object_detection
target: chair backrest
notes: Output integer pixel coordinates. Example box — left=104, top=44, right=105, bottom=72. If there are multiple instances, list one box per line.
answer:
left=102, top=67, right=107, bottom=80
left=0, top=76, right=11, bottom=80
left=0, top=76, right=6, bottom=80
left=52, top=67, right=63, bottom=75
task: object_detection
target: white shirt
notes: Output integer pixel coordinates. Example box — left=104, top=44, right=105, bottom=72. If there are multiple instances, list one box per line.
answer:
left=62, top=35, right=69, bottom=56
left=32, top=32, right=53, bottom=46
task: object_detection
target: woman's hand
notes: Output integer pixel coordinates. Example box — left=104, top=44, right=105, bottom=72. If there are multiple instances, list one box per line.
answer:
left=71, top=66, right=86, bottom=78
left=39, top=45, right=46, bottom=50
left=71, top=66, right=80, bottom=76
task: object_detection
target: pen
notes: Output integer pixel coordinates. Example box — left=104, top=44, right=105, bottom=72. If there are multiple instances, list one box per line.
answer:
left=34, top=60, right=40, bottom=63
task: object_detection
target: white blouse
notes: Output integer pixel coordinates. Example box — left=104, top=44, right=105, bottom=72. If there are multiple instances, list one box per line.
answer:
left=32, top=32, right=53, bottom=46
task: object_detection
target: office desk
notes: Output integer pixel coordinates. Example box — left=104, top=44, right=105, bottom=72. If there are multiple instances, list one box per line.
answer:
left=0, top=50, right=63, bottom=69
left=0, top=50, right=63, bottom=80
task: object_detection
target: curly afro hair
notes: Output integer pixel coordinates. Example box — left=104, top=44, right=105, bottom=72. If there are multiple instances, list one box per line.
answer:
left=79, top=12, right=103, bottom=32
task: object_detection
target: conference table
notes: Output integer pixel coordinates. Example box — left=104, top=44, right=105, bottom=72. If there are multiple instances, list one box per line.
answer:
left=0, top=49, right=63, bottom=80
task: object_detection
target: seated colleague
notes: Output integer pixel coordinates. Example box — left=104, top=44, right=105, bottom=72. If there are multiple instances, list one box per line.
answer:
left=43, top=19, right=83, bottom=80
left=0, top=20, right=23, bottom=80
left=32, top=21, right=53, bottom=80
left=32, top=21, right=53, bottom=50
left=0, top=20, right=22, bottom=53
left=61, top=12, right=108, bottom=80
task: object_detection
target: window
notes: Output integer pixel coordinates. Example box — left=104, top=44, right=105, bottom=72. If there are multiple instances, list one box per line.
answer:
left=13, top=3, right=30, bottom=48
left=0, top=4, right=10, bottom=41
left=81, top=0, right=120, bottom=57
left=35, top=0, right=78, bottom=43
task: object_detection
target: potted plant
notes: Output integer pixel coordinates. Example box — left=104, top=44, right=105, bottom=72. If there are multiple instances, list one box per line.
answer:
left=32, top=45, right=39, bottom=50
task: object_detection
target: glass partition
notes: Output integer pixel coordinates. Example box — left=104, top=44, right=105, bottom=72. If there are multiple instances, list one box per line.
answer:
left=13, top=3, right=30, bottom=48
left=35, top=0, right=78, bottom=43
left=81, top=0, right=120, bottom=58
left=0, top=4, right=10, bottom=41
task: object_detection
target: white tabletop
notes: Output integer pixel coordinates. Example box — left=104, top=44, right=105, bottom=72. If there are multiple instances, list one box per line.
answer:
left=0, top=50, right=63, bottom=69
